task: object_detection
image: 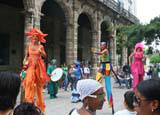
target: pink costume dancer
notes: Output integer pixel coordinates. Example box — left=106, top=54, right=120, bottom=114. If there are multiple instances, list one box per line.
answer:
left=129, top=43, right=145, bottom=91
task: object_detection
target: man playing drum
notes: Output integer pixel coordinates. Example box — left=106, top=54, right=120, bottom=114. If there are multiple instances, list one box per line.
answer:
left=47, top=59, right=58, bottom=99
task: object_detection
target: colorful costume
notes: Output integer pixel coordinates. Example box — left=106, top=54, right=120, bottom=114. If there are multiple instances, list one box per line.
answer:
left=131, top=43, right=144, bottom=90
left=47, top=59, right=58, bottom=99
left=23, top=27, right=49, bottom=113
left=102, top=63, right=113, bottom=107
left=96, top=68, right=103, bottom=84
left=96, top=42, right=113, bottom=108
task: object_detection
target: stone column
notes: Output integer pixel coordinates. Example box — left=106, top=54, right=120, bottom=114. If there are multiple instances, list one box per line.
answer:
left=121, top=36, right=128, bottom=66
left=91, top=30, right=99, bottom=77
left=66, top=24, right=74, bottom=65
left=97, top=12, right=101, bottom=64
left=34, top=1, right=43, bottom=29
left=110, top=28, right=117, bottom=66
left=34, top=15, right=41, bottom=29
left=72, top=9, right=79, bottom=62
left=23, top=14, right=32, bottom=50
left=23, top=0, right=35, bottom=53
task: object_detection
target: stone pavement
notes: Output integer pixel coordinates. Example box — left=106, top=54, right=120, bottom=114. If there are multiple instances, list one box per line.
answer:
left=43, top=79, right=130, bottom=115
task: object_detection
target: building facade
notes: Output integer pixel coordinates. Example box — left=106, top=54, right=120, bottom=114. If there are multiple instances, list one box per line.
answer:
left=114, top=0, right=136, bottom=16
left=0, top=0, right=138, bottom=74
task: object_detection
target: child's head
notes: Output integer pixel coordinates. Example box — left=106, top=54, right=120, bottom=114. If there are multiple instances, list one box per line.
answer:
left=124, top=91, right=135, bottom=111
left=13, top=102, right=41, bottom=115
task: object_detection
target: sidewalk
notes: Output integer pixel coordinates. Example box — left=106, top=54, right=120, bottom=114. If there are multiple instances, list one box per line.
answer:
left=44, top=79, right=129, bottom=115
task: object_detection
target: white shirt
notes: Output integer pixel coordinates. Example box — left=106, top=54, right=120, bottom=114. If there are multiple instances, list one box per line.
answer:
left=84, top=67, right=90, bottom=74
left=114, top=109, right=137, bottom=115
left=71, top=109, right=80, bottom=115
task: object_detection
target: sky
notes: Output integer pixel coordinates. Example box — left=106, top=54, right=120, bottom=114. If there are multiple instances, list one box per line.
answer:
left=136, top=0, right=160, bottom=24
left=136, top=0, right=160, bottom=51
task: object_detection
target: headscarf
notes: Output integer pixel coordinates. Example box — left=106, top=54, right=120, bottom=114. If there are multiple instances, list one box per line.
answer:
left=25, top=27, right=48, bottom=43
left=134, top=43, right=143, bottom=53
left=77, top=79, right=102, bottom=100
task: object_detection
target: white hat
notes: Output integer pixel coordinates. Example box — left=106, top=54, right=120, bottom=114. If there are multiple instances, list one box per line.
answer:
left=77, top=79, right=102, bottom=100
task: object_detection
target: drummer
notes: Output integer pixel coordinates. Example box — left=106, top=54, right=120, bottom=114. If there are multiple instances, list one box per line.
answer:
left=47, top=59, right=58, bottom=99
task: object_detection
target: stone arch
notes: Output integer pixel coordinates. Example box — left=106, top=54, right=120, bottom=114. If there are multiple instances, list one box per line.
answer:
left=77, top=12, right=94, bottom=63
left=41, top=0, right=70, bottom=64
left=100, top=20, right=112, bottom=53
left=79, top=6, right=96, bottom=31
left=41, top=0, right=72, bottom=25
left=0, top=0, right=25, bottom=71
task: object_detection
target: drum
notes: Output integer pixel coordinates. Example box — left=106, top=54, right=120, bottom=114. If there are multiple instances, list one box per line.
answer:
left=51, top=68, right=63, bottom=82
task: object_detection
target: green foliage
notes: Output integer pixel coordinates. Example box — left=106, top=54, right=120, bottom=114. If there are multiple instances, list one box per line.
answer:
left=144, top=21, right=160, bottom=45
left=116, top=16, right=160, bottom=55
left=150, top=54, right=160, bottom=64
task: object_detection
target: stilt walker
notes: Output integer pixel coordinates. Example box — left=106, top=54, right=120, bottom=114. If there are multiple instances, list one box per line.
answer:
left=129, top=43, right=145, bottom=91
left=93, top=42, right=120, bottom=114
left=23, top=27, right=50, bottom=114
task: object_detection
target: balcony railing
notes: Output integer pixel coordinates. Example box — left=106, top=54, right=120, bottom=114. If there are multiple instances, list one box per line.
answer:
left=97, top=0, right=139, bottom=23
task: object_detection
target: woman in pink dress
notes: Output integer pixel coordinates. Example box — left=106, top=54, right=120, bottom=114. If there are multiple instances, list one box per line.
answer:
left=129, top=43, right=145, bottom=91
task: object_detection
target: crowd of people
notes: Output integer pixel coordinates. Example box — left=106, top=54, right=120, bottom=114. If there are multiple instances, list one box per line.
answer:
left=0, top=72, right=160, bottom=115
left=1, top=27, right=160, bottom=115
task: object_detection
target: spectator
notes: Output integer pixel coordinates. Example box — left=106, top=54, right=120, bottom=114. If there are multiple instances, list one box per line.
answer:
left=83, top=64, right=90, bottom=79
left=134, top=78, right=160, bottom=115
left=117, top=72, right=132, bottom=89
left=147, top=66, right=153, bottom=79
left=0, top=72, right=21, bottom=115
left=69, top=79, right=105, bottom=115
left=68, top=64, right=74, bottom=91
left=152, top=64, right=159, bottom=78
left=62, top=63, right=69, bottom=91
left=70, top=61, right=82, bottom=103
left=114, top=91, right=136, bottom=115
left=123, top=63, right=131, bottom=75
left=14, top=102, right=41, bottom=115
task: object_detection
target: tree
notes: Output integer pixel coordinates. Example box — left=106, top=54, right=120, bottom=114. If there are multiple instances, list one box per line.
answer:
left=150, top=54, right=160, bottom=64
left=116, top=16, right=160, bottom=55
left=116, top=24, right=144, bottom=55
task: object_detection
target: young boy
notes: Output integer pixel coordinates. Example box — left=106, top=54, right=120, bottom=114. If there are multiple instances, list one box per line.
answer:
left=114, top=91, right=137, bottom=115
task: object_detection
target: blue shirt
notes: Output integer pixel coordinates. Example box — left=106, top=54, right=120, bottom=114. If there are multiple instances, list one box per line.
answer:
left=72, top=68, right=82, bottom=79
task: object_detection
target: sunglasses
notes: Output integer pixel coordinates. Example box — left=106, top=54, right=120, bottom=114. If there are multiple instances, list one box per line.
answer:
left=88, top=93, right=106, bottom=100
left=133, top=95, right=150, bottom=107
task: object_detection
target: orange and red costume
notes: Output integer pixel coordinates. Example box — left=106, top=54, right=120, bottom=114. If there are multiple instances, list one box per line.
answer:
left=23, top=27, right=49, bottom=113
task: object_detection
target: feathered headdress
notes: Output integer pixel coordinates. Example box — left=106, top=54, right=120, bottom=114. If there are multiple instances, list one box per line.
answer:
left=134, top=42, right=143, bottom=52
left=25, top=27, right=48, bottom=43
